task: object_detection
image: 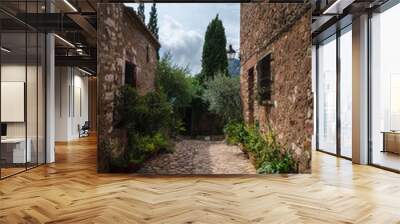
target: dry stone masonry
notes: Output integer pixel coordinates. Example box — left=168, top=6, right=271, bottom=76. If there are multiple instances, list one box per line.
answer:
left=240, top=2, right=312, bottom=172
left=97, top=4, right=160, bottom=172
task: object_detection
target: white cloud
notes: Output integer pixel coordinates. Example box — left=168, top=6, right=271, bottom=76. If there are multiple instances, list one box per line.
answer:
left=125, top=3, right=240, bottom=74
left=159, top=15, right=203, bottom=74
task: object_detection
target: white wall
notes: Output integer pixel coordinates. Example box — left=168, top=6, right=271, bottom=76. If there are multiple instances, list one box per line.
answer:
left=312, top=45, right=317, bottom=151
left=1, top=65, right=27, bottom=139
left=55, top=67, right=89, bottom=141
left=55, top=66, right=70, bottom=141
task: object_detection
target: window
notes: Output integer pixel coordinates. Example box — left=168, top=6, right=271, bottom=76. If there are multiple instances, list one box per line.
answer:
left=248, top=67, right=255, bottom=124
left=317, top=35, right=337, bottom=154
left=124, top=61, right=136, bottom=87
left=146, top=45, right=150, bottom=63
left=257, top=54, right=272, bottom=104
left=370, top=3, right=400, bottom=171
left=315, top=25, right=352, bottom=158
left=339, top=26, right=352, bottom=158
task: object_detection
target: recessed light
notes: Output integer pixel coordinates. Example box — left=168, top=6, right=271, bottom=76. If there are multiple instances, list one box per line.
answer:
left=1, top=47, right=11, bottom=53
left=63, top=0, right=78, bottom=12
left=78, top=67, right=94, bottom=76
left=323, top=0, right=355, bottom=15
left=54, top=34, right=75, bottom=48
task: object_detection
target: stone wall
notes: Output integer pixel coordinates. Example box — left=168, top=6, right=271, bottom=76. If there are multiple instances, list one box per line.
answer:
left=97, top=3, right=160, bottom=172
left=240, top=2, right=312, bottom=173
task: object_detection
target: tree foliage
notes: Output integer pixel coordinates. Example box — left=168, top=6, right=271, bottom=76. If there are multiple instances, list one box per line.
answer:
left=147, top=3, right=159, bottom=39
left=137, top=3, right=145, bottom=22
left=147, top=3, right=159, bottom=58
left=112, top=86, right=173, bottom=170
left=201, top=15, right=228, bottom=82
left=156, top=53, right=194, bottom=111
left=202, top=73, right=242, bottom=123
left=223, top=121, right=297, bottom=174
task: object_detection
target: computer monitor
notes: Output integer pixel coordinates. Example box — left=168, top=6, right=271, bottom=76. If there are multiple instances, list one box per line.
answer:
left=1, top=123, right=7, bottom=137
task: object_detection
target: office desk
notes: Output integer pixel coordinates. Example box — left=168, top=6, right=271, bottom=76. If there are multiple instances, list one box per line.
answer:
left=1, top=138, right=31, bottom=163
left=382, top=131, right=400, bottom=154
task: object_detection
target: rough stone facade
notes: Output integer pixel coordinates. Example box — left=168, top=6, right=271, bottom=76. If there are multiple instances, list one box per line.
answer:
left=240, top=2, right=312, bottom=173
left=97, top=4, right=160, bottom=172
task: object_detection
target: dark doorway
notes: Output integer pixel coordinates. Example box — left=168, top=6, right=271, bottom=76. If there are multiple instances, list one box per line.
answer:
left=125, top=61, right=136, bottom=87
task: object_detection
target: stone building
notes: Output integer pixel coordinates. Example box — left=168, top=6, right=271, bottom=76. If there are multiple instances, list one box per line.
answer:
left=97, top=4, right=160, bottom=172
left=240, top=2, right=312, bottom=172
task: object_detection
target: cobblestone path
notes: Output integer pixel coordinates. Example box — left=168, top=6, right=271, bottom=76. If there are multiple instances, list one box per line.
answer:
left=138, top=140, right=256, bottom=174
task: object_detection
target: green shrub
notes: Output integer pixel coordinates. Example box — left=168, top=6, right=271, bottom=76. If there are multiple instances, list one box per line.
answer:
left=127, top=132, right=172, bottom=166
left=223, top=121, right=247, bottom=145
left=202, top=73, right=242, bottom=123
left=156, top=53, right=203, bottom=136
left=156, top=53, right=194, bottom=110
left=113, top=86, right=174, bottom=170
left=141, top=91, right=173, bottom=135
left=257, top=151, right=296, bottom=174
left=223, top=121, right=297, bottom=174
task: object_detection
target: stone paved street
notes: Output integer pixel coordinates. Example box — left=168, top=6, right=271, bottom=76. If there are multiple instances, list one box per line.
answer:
left=138, top=140, right=256, bottom=174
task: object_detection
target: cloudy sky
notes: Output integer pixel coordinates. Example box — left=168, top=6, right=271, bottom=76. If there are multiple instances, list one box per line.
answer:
left=125, top=3, right=240, bottom=74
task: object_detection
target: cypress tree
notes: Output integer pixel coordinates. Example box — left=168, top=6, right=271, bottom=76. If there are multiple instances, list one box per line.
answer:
left=137, top=3, right=145, bottom=23
left=147, top=3, right=159, bottom=59
left=201, top=14, right=228, bottom=82
left=148, top=3, right=159, bottom=39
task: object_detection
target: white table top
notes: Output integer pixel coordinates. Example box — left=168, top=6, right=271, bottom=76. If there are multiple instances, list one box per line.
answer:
left=1, top=138, right=29, bottom=143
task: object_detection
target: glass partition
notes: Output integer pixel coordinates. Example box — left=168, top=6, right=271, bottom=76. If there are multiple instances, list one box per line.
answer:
left=1, top=31, right=28, bottom=177
left=0, top=1, right=46, bottom=179
left=317, top=35, right=337, bottom=154
left=38, top=32, right=45, bottom=165
left=370, top=3, right=400, bottom=171
left=339, top=26, right=352, bottom=158
left=27, top=31, right=38, bottom=169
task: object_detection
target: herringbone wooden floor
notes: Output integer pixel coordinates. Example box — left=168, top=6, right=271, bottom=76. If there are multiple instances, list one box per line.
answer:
left=1, top=135, right=400, bottom=224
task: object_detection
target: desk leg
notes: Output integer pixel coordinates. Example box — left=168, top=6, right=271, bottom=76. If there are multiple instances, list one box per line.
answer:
left=382, top=133, right=386, bottom=153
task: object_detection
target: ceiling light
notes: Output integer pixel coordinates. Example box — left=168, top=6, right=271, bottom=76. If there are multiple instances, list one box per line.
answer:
left=1, top=47, right=11, bottom=53
left=78, top=67, right=94, bottom=76
left=323, top=0, right=355, bottom=15
left=54, top=34, right=75, bottom=48
left=63, top=0, right=78, bottom=12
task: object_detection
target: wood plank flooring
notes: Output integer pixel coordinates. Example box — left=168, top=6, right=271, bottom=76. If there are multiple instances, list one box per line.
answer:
left=0, top=135, right=400, bottom=223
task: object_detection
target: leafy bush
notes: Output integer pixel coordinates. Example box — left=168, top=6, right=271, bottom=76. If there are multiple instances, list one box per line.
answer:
left=156, top=53, right=194, bottom=110
left=141, top=91, right=174, bottom=134
left=223, top=121, right=297, bottom=174
left=115, top=86, right=173, bottom=134
left=223, top=121, right=247, bottom=145
left=257, top=151, right=296, bottom=174
left=202, top=73, right=242, bottom=123
left=113, top=86, right=174, bottom=170
left=156, top=53, right=199, bottom=135
left=127, top=132, right=172, bottom=166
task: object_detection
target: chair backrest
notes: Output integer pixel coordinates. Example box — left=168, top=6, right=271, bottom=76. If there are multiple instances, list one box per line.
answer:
left=82, top=121, right=90, bottom=129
